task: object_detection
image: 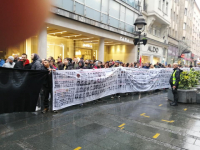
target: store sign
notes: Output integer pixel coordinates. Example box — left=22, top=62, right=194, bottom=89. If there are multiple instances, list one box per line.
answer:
left=83, top=44, right=92, bottom=48
left=148, top=46, right=159, bottom=53
left=120, top=37, right=130, bottom=42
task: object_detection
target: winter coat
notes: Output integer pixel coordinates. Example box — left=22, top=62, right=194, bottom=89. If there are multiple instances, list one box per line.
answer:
left=14, top=59, right=31, bottom=69
left=57, top=61, right=63, bottom=70
left=41, top=65, right=53, bottom=88
left=2, top=62, right=15, bottom=68
left=31, top=54, right=42, bottom=70
left=169, top=68, right=182, bottom=87
left=0, top=59, right=5, bottom=67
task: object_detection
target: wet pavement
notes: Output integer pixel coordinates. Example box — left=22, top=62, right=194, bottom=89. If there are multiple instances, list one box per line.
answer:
left=1, top=91, right=200, bottom=150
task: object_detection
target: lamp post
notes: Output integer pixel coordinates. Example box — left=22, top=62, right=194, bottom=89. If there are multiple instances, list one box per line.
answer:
left=134, top=14, right=147, bottom=63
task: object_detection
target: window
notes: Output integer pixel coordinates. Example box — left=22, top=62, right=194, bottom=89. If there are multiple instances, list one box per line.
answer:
left=166, top=2, right=168, bottom=15
left=162, top=0, right=165, bottom=13
left=159, top=0, right=161, bottom=9
left=109, top=0, right=120, bottom=19
left=184, top=8, right=187, bottom=16
left=102, top=0, right=109, bottom=14
left=125, top=8, right=134, bottom=25
left=85, top=0, right=101, bottom=11
left=120, top=6, right=126, bottom=21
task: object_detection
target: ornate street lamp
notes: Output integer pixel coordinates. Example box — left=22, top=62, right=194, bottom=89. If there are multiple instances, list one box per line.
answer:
left=134, top=14, right=147, bottom=63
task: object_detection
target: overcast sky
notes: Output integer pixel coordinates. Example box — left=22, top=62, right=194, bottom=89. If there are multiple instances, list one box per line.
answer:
left=196, top=0, right=200, bottom=9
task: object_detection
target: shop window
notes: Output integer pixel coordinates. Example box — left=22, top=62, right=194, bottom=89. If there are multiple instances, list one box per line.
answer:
left=153, top=56, right=160, bottom=64
left=142, top=56, right=150, bottom=63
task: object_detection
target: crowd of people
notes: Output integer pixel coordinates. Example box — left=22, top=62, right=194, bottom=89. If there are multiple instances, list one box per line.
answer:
left=0, top=53, right=195, bottom=113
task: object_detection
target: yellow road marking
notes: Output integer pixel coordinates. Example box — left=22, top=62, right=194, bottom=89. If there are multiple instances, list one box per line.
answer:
left=159, top=104, right=163, bottom=106
left=153, top=133, right=160, bottom=139
left=118, top=123, right=125, bottom=128
left=140, top=113, right=150, bottom=118
left=184, top=108, right=187, bottom=111
left=162, top=120, right=174, bottom=123
left=74, top=147, right=82, bottom=150
left=121, top=127, right=124, bottom=130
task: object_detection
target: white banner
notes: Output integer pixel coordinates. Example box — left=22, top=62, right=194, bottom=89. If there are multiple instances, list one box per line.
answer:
left=52, top=68, right=174, bottom=111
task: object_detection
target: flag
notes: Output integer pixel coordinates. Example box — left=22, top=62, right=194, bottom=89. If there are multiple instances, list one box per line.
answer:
left=0, top=67, right=48, bottom=114
left=139, top=56, right=142, bottom=66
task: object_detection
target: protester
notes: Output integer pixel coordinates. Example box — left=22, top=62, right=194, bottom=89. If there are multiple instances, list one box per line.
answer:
left=83, top=60, right=90, bottom=69
left=2, top=56, right=15, bottom=68
left=0, top=57, right=5, bottom=67
left=14, top=53, right=31, bottom=69
left=13, top=54, right=19, bottom=63
left=93, top=61, right=103, bottom=69
left=78, top=61, right=84, bottom=69
left=190, top=65, right=194, bottom=71
left=169, top=63, right=181, bottom=106
left=89, top=60, right=94, bottom=69
left=31, top=53, right=42, bottom=70
left=50, top=59, right=58, bottom=70
left=73, top=58, right=79, bottom=69
left=150, top=65, right=154, bottom=69
left=56, top=57, right=63, bottom=70
left=135, top=63, right=140, bottom=68
left=109, top=61, right=113, bottom=68
left=105, top=61, right=109, bottom=68
left=41, top=59, right=56, bottom=113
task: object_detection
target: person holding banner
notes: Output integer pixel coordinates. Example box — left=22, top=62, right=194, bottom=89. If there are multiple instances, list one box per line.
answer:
left=41, top=59, right=56, bottom=113
left=169, top=63, right=181, bottom=106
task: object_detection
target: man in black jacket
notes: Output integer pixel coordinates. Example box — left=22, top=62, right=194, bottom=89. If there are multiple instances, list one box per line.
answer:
left=41, top=59, right=55, bottom=113
left=169, top=63, right=181, bottom=106
left=31, top=53, right=42, bottom=70
left=14, top=53, right=31, bottom=69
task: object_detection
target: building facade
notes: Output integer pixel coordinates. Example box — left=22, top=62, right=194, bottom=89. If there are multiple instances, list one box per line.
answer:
left=141, top=0, right=171, bottom=65
left=168, top=0, right=180, bottom=65
left=191, top=1, right=200, bottom=66
left=1, top=0, right=142, bottom=63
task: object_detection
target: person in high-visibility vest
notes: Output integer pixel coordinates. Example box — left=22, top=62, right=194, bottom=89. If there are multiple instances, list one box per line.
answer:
left=190, top=65, right=194, bottom=71
left=169, top=63, right=181, bottom=106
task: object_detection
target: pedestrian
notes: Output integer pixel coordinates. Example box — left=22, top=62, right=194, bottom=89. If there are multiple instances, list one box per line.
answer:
left=56, top=57, right=63, bottom=70
left=150, top=65, right=154, bottom=69
left=0, top=57, right=5, bottom=67
left=14, top=53, right=31, bottom=69
left=50, top=59, right=58, bottom=70
left=190, top=65, right=194, bottom=71
left=109, top=61, right=113, bottom=68
left=2, top=56, right=15, bottom=68
left=169, top=63, right=181, bottom=106
left=31, top=53, right=42, bottom=70
left=41, top=59, right=56, bottom=113
left=13, top=54, right=19, bottom=63
left=105, top=61, right=109, bottom=68
left=83, top=60, right=90, bottom=69
left=89, top=60, right=94, bottom=69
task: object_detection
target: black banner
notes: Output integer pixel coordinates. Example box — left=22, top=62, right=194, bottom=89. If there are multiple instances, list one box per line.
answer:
left=0, top=67, right=48, bottom=114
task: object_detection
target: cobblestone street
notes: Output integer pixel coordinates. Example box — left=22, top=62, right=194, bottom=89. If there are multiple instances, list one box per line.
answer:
left=1, top=91, right=200, bottom=150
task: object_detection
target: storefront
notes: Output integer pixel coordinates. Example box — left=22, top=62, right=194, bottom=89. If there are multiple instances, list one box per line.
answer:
left=167, top=45, right=179, bottom=65
left=140, top=43, right=166, bottom=65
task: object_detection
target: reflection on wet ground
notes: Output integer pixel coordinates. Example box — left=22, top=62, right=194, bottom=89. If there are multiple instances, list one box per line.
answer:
left=1, top=90, right=200, bottom=150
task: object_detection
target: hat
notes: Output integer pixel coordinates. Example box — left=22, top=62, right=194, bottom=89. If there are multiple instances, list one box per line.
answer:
left=8, top=56, right=14, bottom=61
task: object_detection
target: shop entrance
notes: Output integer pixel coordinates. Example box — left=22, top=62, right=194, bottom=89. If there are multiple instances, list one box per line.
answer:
left=142, top=56, right=150, bottom=63
left=153, top=56, right=160, bottom=65
left=75, top=48, right=97, bottom=60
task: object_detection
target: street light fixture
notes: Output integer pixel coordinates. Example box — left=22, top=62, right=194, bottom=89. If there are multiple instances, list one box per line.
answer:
left=134, top=14, right=147, bottom=63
